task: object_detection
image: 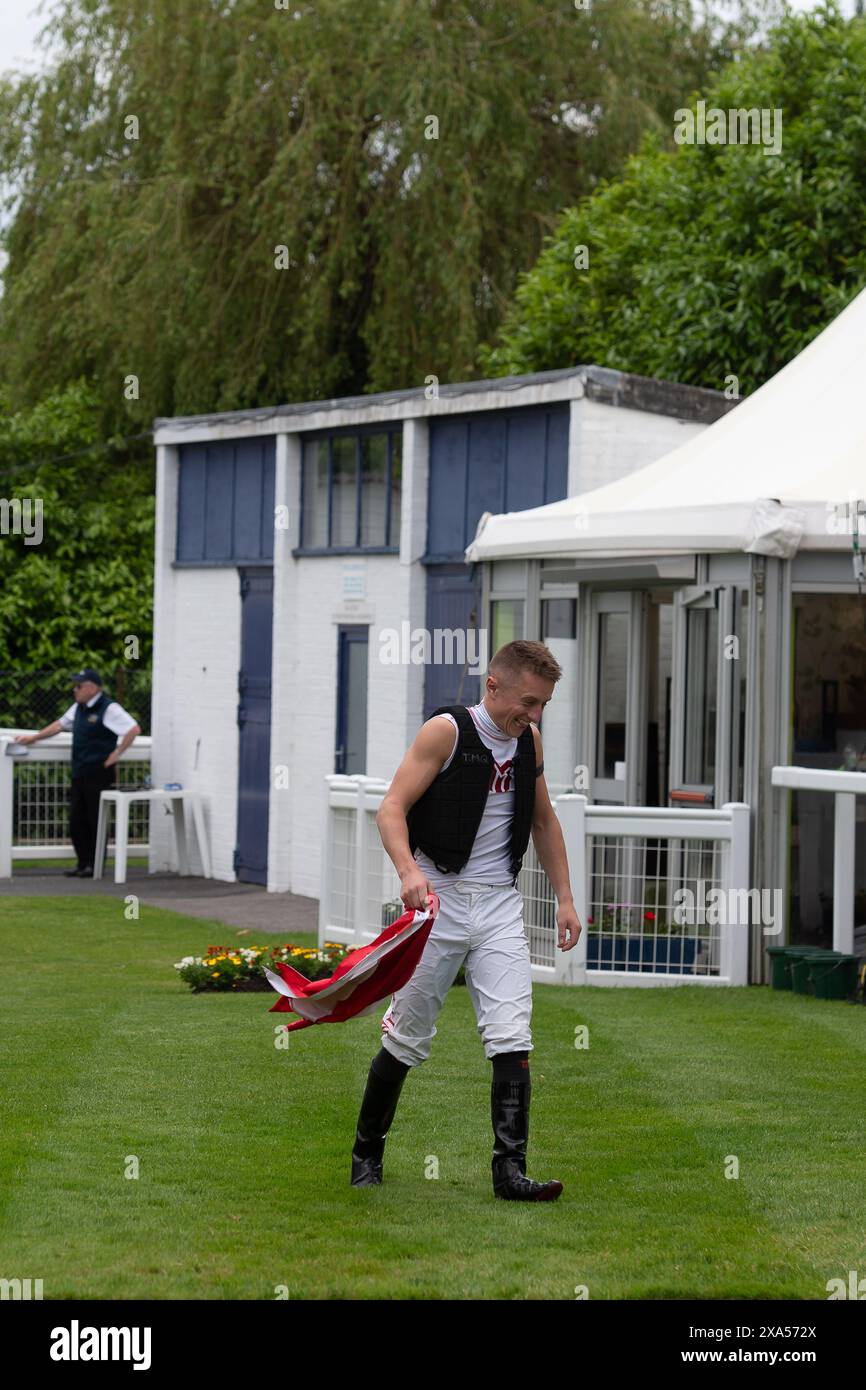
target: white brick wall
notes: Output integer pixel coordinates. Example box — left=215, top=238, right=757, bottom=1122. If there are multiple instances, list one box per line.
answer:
left=570, top=398, right=706, bottom=495
left=276, top=552, right=417, bottom=899
left=150, top=565, right=241, bottom=879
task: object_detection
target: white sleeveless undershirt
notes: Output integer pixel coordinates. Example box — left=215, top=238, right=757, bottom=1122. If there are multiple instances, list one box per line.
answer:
left=413, top=700, right=518, bottom=885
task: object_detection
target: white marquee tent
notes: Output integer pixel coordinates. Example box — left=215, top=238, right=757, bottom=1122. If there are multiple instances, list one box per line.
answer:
left=466, top=286, right=866, bottom=563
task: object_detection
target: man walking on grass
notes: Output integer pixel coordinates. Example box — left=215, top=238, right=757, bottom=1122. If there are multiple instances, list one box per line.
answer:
left=351, top=639, right=581, bottom=1201
left=15, top=668, right=140, bottom=877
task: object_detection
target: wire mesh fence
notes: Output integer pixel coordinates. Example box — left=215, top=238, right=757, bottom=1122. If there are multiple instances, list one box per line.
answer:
left=585, top=835, right=724, bottom=975
left=319, top=781, right=749, bottom=984
left=0, top=668, right=151, bottom=735
left=12, top=756, right=152, bottom=850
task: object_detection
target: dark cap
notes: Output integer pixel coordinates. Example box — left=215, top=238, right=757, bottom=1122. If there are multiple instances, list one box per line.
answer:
left=69, top=667, right=103, bottom=686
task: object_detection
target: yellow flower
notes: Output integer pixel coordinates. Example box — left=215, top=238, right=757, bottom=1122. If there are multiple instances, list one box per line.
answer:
left=212, top=971, right=220, bottom=978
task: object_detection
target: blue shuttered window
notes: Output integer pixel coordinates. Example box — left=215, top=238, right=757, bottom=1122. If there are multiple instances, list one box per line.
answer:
left=176, top=438, right=276, bottom=564
left=426, top=404, right=569, bottom=562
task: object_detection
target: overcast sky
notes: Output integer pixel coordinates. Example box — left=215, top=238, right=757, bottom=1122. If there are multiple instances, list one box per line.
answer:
left=0, top=0, right=52, bottom=75
left=0, top=0, right=860, bottom=78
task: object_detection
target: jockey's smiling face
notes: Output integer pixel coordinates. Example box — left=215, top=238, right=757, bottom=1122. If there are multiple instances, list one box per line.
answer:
left=483, top=668, right=555, bottom=737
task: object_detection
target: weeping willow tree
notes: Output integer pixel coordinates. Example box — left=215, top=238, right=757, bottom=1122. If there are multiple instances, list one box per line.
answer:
left=0, top=0, right=776, bottom=434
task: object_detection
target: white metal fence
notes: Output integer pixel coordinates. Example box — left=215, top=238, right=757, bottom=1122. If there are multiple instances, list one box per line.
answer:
left=0, top=732, right=152, bottom=877
left=319, top=775, right=751, bottom=986
left=772, top=765, right=866, bottom=955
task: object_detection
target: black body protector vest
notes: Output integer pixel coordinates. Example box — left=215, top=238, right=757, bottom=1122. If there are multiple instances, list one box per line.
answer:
left=71, top=692, right=117, bottom=777
left=406, top=705, right=539, bottom=889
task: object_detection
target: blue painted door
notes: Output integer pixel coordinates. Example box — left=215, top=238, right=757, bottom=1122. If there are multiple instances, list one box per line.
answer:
left=423, top=564, right=482, bottom=720
left=235, top=568, right=273, bottom=884
left=335, top=626, right=369, bottom=773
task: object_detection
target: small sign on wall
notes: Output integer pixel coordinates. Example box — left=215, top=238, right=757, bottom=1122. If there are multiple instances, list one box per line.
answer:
left=341, top=561, right=366, bottom=600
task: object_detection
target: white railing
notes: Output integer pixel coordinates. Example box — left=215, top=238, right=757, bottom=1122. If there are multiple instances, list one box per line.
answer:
left=0, top=732, right=153, bottom=878
left=561, top=797, right=750, bottom=987
left=771, top=765, right=866, bottom=954
left=319, top=775, right=751, bottom=987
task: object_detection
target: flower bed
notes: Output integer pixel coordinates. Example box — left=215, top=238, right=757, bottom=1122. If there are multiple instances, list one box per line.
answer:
left=174, top=942, right=351, bottom=992
left=175, top=939, right=467, bottom=991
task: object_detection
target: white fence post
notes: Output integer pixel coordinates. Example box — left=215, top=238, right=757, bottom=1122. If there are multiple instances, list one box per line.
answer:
left=833, top=792, right=855, bottom=956
left=551, top=793, right=588, bottom=984
left=723, top=802, right=750, bottom=985
left=771, top=766, right=866, bottom=959
left=318, top=775, right=335, bottom=948
left=0, top=740, right=14, bottom=880
left=353, top=777, right=369, bottom=947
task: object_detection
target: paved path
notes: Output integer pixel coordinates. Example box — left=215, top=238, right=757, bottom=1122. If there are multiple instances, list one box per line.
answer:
left=0, top=867, right=319, bottom=935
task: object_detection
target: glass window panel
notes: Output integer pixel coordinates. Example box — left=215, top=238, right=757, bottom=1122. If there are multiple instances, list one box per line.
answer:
left=331, top=436, right=358, bottom=546
left=359, top=435, right=387, bottom=545
left=343, top=638, right=368, bottom=774
left=656, top=600, right=674, bottom=807
left=301, top=439, right=329, bottom=547
left=542, top=597, right=576, bottom=640
left=541, top=598, right=577, bottom=795
left=388, top=433, right=402, bottom=548
left=684, top=607, right=717, bottom=784
left=491, top=599, right=524, bottom=650
left=736, top=593, right=748, bottom=801
left=596, top=612, right=627, bottom=779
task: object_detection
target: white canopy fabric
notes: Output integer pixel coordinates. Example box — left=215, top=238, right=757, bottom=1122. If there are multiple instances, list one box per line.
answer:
left=465, top=287, right=866, bottom=561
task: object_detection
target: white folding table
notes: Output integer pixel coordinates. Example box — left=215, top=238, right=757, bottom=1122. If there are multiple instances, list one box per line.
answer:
left=94, top=789, right=212, bottom=884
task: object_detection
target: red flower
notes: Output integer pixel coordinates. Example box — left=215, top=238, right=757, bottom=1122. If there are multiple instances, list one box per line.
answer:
left=587, top=916, right=594, bottom=924
left=644, top=911, right=656, bottom=921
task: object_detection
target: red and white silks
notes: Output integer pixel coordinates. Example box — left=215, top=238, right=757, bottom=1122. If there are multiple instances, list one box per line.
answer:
left=264, top=893, right=440, bottom=1033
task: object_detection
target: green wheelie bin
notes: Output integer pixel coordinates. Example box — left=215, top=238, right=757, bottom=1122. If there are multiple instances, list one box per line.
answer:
left=789, top=947, right=837, bottom=995
left=767, top=944, right=824, bottom=992
left=809, top=951, right=859, bottom=1001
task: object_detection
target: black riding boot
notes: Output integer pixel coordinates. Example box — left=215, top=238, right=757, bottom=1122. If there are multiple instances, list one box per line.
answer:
left=491, top=1051, right=563, bottom=1202
left=351, top=1046, right=410, bottom=1187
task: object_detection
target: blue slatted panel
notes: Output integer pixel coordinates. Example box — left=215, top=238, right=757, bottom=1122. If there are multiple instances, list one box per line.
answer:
left=505, top=410, right=548, bottom=511
left=427, top=403, right=569, bottom=561
left=233, top=439, right=264, bottom=557
left=545, top=406, right=569, bottom=500
left=423, top=403, right=569, bottom=719
left=425, top=420, right=467, bottom=558
left=466, top=415, right=506, bottom=532
left=176, top=444, right=207, bottom=561
left=205, top=449, right=234, bottom=559
left=260, top=444, right=275, bottom=559
left=176, top=438, right=276, bottom=563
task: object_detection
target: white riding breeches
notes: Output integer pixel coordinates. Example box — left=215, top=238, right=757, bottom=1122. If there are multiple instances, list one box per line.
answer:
left=380, top=879, right=534, bottom=1066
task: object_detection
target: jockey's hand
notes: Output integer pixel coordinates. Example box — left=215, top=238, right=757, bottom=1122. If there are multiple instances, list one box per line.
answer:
left=400, top=866, right=435, bottom=912
left=557, top=901, right=582, bottom=951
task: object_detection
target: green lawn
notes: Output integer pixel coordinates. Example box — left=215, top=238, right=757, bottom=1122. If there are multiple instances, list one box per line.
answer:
left=12, top=857, right=148, bottom=871
left=2, top=897, right=866, bottom=1300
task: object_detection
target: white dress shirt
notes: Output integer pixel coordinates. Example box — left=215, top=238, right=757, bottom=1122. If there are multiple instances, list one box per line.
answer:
left=59, top=691, right=138, bottom=737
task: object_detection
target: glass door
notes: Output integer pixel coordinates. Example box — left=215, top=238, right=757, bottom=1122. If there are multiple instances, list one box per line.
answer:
left=587, top=591, right=647, bottom=805
left=669, top=585, right=737, bottom=807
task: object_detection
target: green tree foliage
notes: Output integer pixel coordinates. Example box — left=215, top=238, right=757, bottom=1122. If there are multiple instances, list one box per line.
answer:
left=479, top=5, right=866, bottom=394
left=0, top=0, right=775, bottom=434
left=0, top=381, right=153, bottom=669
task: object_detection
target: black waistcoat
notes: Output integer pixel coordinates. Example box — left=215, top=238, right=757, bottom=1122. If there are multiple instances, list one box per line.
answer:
left=71, top=692, right=117, bottom=777
left=406, top=705, right=536, bottom=888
